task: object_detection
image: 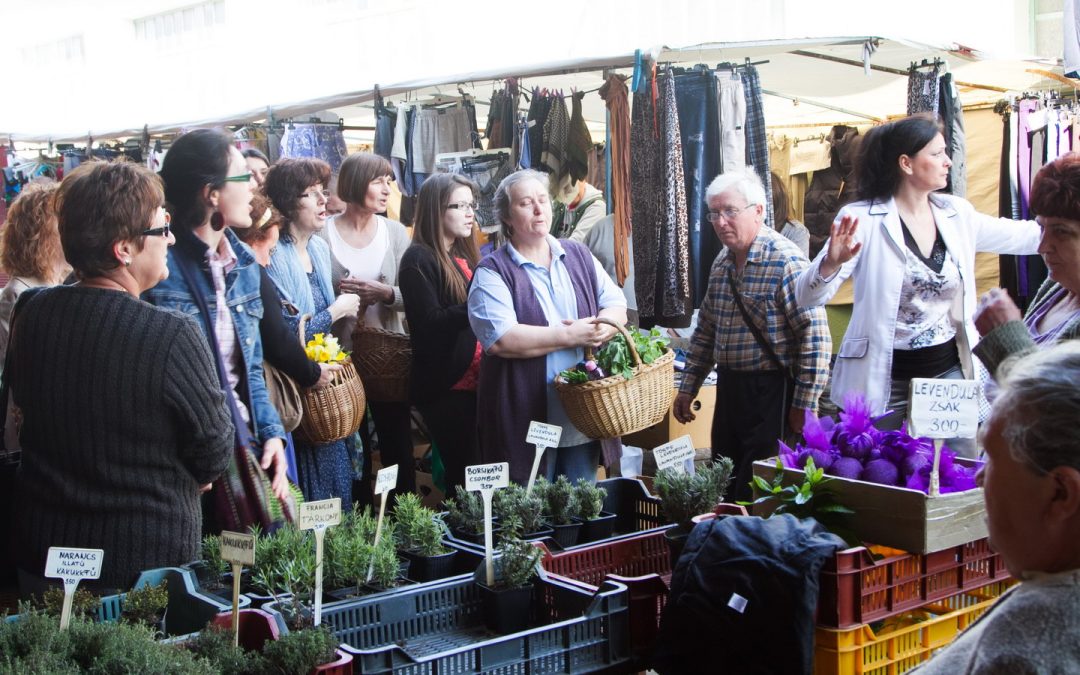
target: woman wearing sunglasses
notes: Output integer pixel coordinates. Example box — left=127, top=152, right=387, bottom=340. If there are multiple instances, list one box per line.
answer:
left=399, top=174, right=482, bottom=496
left=146, top=129, right=291, bottom=532
left=265, top=158, right=361, bottom=503
left=9, top=160, right=233, bottom=594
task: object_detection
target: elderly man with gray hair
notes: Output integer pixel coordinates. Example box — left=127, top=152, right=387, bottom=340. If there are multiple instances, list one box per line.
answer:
left=674, top=168, right=831, bottom=501
left=910, top=341, right=1080, bottom=673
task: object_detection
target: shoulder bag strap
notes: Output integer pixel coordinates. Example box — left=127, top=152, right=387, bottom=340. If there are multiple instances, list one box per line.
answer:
left=726, top=269, right=789, bottom=375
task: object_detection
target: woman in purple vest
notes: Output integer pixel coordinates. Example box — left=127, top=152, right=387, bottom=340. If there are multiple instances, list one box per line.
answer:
left=468, top=169, right=627, bottom=484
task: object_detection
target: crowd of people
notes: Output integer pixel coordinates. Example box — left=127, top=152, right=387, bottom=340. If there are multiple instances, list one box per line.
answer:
left=1, top=113, right=1079, bottom=620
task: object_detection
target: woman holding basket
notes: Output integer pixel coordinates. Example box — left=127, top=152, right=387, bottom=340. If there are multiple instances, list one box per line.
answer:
left=467, top=169, right=626, bottom=484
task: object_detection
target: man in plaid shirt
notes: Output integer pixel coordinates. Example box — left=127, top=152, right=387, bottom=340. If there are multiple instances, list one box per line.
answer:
left=675, top=168, right=831, bottom=501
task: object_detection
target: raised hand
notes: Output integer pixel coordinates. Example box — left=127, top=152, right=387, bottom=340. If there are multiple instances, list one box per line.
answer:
left=820, top=214, right=862, bottom=279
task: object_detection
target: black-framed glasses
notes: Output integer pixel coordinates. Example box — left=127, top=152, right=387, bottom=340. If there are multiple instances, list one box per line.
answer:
left=142, top=209, right=171, bottom=238
left=222, top=172, right=253, bottom=183
left=706, top=204, right=755, bottom=222
left=447, top=201, right=478, bottom=212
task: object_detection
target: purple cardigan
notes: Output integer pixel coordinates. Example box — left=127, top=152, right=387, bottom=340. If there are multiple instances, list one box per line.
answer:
left=475, top=240, right=599, bottom=484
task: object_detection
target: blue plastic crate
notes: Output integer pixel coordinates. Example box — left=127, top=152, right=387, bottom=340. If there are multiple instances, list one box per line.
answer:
left=264, top=572, right=630, bottom=674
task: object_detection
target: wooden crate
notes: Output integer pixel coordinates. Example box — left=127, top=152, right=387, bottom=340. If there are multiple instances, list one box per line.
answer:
left=752, top=458, right=987, bottom=554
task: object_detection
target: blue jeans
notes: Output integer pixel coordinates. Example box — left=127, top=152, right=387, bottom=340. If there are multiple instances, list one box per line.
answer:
left=543, top=441, right=601, bottom=484
left=673, top=68, right=721, bottom=308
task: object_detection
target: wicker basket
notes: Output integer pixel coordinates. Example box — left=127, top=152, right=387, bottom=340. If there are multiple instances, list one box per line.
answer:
left=553, top=318, right=675, bottom=440
left=297, top=316, right=367, bottom=444
left=350, top=317, right=411, bottom=403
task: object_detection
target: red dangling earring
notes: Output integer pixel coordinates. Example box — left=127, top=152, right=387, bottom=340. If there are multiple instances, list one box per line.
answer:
left=210, top=210, right=225, bottom=231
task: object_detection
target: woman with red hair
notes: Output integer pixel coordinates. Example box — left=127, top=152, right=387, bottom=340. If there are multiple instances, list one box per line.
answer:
left=975, top=152, right=1080, bottom=376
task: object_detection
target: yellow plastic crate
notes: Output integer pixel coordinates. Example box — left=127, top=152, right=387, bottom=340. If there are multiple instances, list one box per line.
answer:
left=814, top=582, right=1015, bottom=675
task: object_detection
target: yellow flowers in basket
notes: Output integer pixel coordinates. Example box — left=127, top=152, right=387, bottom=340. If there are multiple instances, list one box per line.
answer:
left=305, top=333, right=348, bottom=363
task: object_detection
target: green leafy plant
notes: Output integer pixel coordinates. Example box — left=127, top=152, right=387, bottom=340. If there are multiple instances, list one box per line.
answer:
left=653, top=458, right=735, bottom=534
left=250, top=524, right=317, bottom=631
left=557, top=325, right=670, bottom=382
left=187, top=623, right=259, bottom=675
left=540, top=476, right=579, bottom=525
left=201, top=534, right=228, bottom=579
left=741, top=457, right=860, bottom=547
left=573, top=479, right=607, bottom=520
left=260, top=626, right=339, bottom=674
left=493, top=483, right=546, bottom=537
left=444, top=485, right=486, bottom=535
left=121, top=580, right=168, bottom=630
left=491, top=538, right=542, bottom=590
left=40, top=587, right=100, bottom=620
left=392, top=492, right=449, bottom=556
left=363, top=542, right=402, bottom=591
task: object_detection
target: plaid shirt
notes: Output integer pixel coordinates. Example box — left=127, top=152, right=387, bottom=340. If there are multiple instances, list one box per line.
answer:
left=680, top=227, right=831, bottom=411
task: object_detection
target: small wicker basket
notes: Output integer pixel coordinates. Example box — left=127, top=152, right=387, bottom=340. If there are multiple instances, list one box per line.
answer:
left=297, top=316, right=367, bottom=444
left=351, top=317, right=411, bottom=403
left=553, top=318, right=675, bottom=440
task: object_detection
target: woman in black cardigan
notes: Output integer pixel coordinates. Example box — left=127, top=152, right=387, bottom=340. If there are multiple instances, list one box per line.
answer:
left=399, top=174, right=482, bottom=495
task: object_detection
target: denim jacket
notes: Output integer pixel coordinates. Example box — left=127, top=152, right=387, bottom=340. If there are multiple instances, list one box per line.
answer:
left=144, top=228, right=285, bottom=445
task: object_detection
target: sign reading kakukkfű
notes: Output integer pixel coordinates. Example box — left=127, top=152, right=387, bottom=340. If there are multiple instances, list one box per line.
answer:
left=220, top=530, right=256, bottom=567
left=654, top=435, right=696, bottom=472
left=908, top=378, right=980, bottom=440
left=45, top=546, right=105, bottom=631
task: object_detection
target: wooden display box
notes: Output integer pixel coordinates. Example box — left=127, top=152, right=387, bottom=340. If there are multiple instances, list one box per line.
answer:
left=623, top=385, right=715, bottom=450
left=752, top=457, right=987, bottom=554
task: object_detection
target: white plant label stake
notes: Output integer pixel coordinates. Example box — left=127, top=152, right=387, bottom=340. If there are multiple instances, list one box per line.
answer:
left=45, top=547, right=103, bottom=631
left=220, top=530, right=256, bottom=646
left=908, top=378, right=981, bottom=497
left=654, top=435, right=696, bottom=474
left=298, top=498, right=342, bottom=626
left=366, top=464, right=399, bottom=583
left=525, top=421, right=562, bottom=494
left=465, top=462, right=510, bottom=585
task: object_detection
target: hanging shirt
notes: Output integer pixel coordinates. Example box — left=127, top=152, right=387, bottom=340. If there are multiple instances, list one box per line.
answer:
left=326, top=215, right=389, bottom=329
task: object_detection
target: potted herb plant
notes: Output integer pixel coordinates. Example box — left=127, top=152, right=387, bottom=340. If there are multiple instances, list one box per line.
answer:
left=392, top=492, right=457, bottom=582
left=537, top=476, right=582, bottom=548
left=653, top=457, right=734, bottom=565
left=444, top=485, right=498, bottom=545
left=250, top=524, right=317, bottom=630
left=323, top=506, right=407, bottom=600
left=261, top=624, right=351, bottom=674
left=41, top=586, right=101, bottom=621
left=493, top=482, right=552, bottom=542
left=572, top=479, right=615, bottom=543
left=476, top=537, right=543, bottom=634
left=202, top=612, right=352, bottom=674
left=121, top=579, right=169, bottom=636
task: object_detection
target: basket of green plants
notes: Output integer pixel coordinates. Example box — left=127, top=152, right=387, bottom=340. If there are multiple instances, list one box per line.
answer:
left=553, top=319, right=675, bottom=440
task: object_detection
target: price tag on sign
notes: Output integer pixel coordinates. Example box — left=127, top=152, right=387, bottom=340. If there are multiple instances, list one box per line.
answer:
left=654, top=435, right=696, bottom=472
left=45, top=547, right=104, bottom=631
left=908, top=378, right=980, bottom=439
left=375, top=464, right=399, bottom=495
left=298, top=498, right=342, bottom=531
left=466, top=462, right=510, bottom=491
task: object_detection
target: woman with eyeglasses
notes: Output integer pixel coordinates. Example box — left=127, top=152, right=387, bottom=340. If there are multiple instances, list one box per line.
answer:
left=399, top=174, right=482, bottom=495
left=320, top=152, right=412, bottom=504
left=795, top=114, right=1041, bottom=450
left=146, top=129, right=291, bottom=532
left=265, top=158, right=360, bottom=503
left=467, top=169, right=627, bottom=485
left=10, top=160, right=233, bottom=595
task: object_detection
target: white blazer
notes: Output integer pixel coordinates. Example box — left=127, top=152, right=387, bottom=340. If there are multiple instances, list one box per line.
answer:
left=795, top=194, right=1040, bottom=414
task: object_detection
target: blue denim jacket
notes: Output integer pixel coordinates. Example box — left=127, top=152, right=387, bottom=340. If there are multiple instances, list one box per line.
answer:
left=144, top=228, right=285, bottom=445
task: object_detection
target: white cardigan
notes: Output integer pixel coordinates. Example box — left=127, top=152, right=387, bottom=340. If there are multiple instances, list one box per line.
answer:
left=795, top=195, right=1040, bottom=414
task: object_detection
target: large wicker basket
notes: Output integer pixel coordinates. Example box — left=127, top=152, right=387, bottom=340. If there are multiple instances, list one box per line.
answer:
left=553, top=318, right=675, bottom=440
left=298, top=316, right=367, bottom=444
left=351, top=317, right=411, bottom=403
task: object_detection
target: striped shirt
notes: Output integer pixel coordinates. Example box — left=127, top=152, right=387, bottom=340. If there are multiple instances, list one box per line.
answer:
left=206, top=237, right=248, bottom=423
left=680, top=227, right=831, bottom=411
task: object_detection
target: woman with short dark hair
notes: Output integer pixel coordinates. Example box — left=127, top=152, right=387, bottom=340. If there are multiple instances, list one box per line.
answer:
left=795, top=114, right=1041, bottom=442
left=265, top=158, right=360, bottom=502
left=10, top=160, right=232, bottom=594
left=145, top=128, right=291, bottom=522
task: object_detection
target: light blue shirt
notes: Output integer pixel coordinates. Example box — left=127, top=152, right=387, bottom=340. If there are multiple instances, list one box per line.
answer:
left=468, top=236, right=627, bottom=447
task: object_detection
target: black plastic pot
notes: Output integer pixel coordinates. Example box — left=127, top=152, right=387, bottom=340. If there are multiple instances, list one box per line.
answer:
left=520, top=526, right=555, bottom=542
left=477, top=582, right=534, bottom=634
left=663, top=525, right=691, bottom=568
left=400, top=549, right=458, bottom=582
left=451, top=525, right=501, bottom=546
left=575, top=512, right=618, bottom=544
left=547, top=521, right=582, bottom=549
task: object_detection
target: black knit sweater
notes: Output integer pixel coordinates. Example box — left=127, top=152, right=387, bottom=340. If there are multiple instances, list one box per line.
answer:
left=10, top=286, right=233, bottom=590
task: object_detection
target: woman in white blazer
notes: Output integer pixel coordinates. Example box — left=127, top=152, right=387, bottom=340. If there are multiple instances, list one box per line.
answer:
left=795, top=114, right=1040, bottom=437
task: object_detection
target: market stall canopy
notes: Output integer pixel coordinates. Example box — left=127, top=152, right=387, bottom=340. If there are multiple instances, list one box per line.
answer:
left=0, top=34, right=1062, bottom=143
